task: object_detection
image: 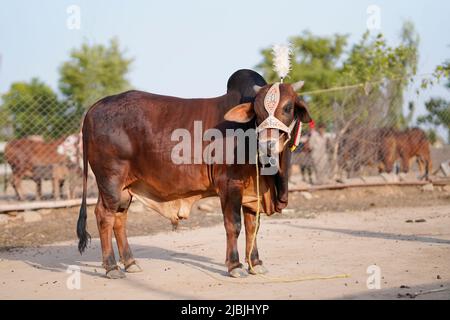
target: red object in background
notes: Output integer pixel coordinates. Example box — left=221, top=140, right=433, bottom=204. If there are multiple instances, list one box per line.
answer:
left=309, top=119, right=315, bottom=129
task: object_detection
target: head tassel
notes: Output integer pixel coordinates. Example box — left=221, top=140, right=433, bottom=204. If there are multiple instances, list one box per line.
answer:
left=272, top=44, right=292, bottom=82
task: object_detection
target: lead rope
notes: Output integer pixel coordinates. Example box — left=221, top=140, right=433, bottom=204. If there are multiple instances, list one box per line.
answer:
left=247, top=140, right=350, bottom=283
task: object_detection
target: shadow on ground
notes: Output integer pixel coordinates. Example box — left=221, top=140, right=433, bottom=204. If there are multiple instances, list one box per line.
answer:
left=274, top=222, right=450, bottom=245
left=0, top=240, right=228, bottom=299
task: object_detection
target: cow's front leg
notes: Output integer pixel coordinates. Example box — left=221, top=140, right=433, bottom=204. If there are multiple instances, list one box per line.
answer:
left=243, top=207, right=267, bottom=275
left=219, top=185, right=247, bottom=278
left=35, top=179, right=42, bottom=200
left=52, top=178, right=61, bottom=200
left=11, top=174, right=25, bottom=201
left=275, top=149, right=291, bottom=211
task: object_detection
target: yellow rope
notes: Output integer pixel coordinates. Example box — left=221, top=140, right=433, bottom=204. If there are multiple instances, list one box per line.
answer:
left=246, top=147, right=350, bottom=283
left=298, top=83, right=365, bottom=96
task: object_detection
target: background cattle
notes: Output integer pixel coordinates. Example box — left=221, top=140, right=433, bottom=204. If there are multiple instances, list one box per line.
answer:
left=338, top=127, right=432, bottom=179
left=4, top=135, right=81, bottom=200
left=395, top=128, right=432, bottom=179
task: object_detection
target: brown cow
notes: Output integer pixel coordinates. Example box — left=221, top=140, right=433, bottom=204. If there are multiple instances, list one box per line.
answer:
left=339, top=127, right=432, bottom=179
left=395, top=128, right=432, bottom=179
left=77, top=69, right=311, bottom=279
left=5, top=136, right=79, bottom=200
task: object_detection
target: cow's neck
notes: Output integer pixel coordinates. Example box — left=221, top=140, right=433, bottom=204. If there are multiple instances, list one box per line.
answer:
left=219, top=91, right=247, bottom=112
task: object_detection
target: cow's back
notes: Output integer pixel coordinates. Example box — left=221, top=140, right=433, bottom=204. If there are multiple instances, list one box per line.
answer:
left=83, top=90, right=234, bottom=200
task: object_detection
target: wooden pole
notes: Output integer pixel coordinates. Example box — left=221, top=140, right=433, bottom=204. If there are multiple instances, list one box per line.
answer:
left=0, top=179, right=449, bottom=213
left=0, top=198, right=97, bottom=213
left=289, top=180, right=430, bottom=192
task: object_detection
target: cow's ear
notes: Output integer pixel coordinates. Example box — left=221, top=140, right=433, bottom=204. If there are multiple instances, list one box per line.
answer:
left=224, top=103, right=255, bottom=123
left=295, top=97, right=311, bottom=123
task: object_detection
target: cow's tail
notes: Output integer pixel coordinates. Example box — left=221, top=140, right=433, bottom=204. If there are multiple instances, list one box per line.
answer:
left=77, top=129, right=91, bottom=254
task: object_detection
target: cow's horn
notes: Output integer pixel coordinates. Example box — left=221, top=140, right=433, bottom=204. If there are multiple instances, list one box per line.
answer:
left=253, top=85, right=262, bottom=94
left=292, top=80, right=305, bottom=91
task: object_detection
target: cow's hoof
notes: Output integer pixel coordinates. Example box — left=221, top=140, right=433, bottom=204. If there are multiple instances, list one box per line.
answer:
left=229, top=267, right=248, bottom=278
left=248, top=264, right=267, bottom=275
left=125, top=262, right=142, bottom=273
left=106, top=268, right=126, bottom=279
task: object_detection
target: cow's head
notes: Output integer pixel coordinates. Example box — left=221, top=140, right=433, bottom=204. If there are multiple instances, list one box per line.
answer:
left=224, top=81, right=311, bottom=170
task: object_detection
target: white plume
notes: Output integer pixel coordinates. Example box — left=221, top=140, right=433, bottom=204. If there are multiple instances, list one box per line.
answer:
left=272, top=44, right=292, bottom=81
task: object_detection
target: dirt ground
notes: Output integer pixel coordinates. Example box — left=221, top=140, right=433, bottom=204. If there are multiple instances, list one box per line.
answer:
left=1, top=185, right=450, bottom=248
left=0, top=186, right=449, bottom=300
left=0, top=203, right=449, bottom=300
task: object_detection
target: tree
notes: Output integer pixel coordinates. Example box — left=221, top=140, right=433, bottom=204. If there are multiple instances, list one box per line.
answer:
left=59, top=38, right=133, bottom=108
left=256, top=22, right=419, bottom=128
left=256, top=31, right=347, bottom=124
left=256, top=22, right=420, bottom=178
left=0, top=78, right=73, bottom=139
left=418, top=61, right=450, bottom=143
left=418, top=98, right=450, bottom=143
left=339, top=23, right=419, bottom=129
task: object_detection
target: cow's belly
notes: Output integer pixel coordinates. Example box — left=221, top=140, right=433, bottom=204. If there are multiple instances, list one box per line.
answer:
left=129, top=147, right=213, bottom=192
left=127, top=178, right=213, bottom=227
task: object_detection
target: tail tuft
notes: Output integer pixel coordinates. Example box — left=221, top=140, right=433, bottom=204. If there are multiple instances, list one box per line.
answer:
left=77, top=198, right=91, bottom=254
left=77, top=128, right=90, bottom=255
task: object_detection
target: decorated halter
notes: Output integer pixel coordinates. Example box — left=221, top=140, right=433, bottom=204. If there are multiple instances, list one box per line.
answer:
left=254, top=44, right=304, bottom=152
left=255, top=82, right=303, bottom=152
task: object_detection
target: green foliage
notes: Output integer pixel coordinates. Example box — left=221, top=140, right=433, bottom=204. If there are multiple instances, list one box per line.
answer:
left=341, top=25, right=418, bottom=128
left=257, top=32, right=347, bottom=124
left=418, top=59, right=450, bottom=143
left=417, top=98, right=450, bottom=143
left=59, top=38, right=133, bottom=108
left=256, top=22, right=419, bottom=130
left=420, top=60, right=450, bottom=90
left=425, top=129, right=438, bottom=145
left=0, top=78, right=78, bottom=139
left=0, top=39, right=133, bottom=141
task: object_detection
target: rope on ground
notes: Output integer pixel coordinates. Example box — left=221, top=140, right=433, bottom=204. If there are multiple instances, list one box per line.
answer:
left=246, top=150, right=350, bottom=283
left=190, top=264, right=350, bottom=285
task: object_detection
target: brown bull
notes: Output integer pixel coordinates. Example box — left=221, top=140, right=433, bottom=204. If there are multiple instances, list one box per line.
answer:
left=5, top=137, right=77, bottom=200
left=395, top=128, right=432, bottom=179
left=339, top=127, right=431, bottom=179
left=77, top=70, right=311, bottom=279
left=371, top=127, right=432, bottom=179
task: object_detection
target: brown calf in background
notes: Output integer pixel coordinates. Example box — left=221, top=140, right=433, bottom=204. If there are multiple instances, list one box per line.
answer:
left=5, top=136, right=80, bottom=200
left=395, top=128, right=432, bottom=180
left=339, top=127, right=432, bottom=180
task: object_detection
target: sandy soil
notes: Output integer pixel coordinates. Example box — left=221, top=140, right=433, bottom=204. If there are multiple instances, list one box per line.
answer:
left=0, top=204, right=449, bottom=300
left=2, top=185, right=450, bottom=248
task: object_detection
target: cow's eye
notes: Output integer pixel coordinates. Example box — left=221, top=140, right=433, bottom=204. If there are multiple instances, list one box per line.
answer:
left=283, top=103, right=293, bottom=114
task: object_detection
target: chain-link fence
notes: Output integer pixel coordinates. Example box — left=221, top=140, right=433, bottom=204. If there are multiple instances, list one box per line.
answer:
left=290, top=85, right=450, bottom=186
left=0, top=94, right=97, bottom=203
left=0, top=88, right=449, bottom=204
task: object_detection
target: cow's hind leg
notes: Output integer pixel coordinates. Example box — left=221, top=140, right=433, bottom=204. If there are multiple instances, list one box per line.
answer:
left=113, top=191, right=142, bottom=273
left=243, top=207, right=267, bottom=275
left=95, top=169, right=134, bottom=279
left=94, top=198, right=125, bottom=279
left=11, top=174, right=25, bottom=201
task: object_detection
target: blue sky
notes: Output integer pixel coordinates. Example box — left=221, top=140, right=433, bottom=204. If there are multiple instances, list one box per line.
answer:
left=1, top=0, right=449, bottom=124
